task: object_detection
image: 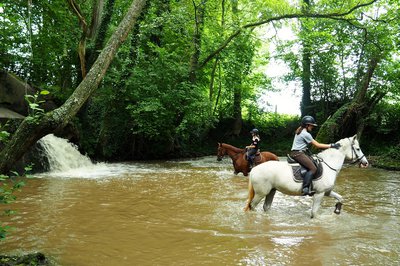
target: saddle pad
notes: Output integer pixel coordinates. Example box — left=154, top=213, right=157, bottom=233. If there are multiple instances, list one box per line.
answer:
left=290, top=164, right=323, bottom=183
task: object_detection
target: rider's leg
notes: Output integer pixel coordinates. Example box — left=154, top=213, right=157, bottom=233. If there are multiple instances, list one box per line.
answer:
left=302, top=171, right=314, bottom=196
left=249, top=156, right=254, bottom=168
left=247, top=149, right=256, bottom=169
left=291, top=152, right=317, bottom=196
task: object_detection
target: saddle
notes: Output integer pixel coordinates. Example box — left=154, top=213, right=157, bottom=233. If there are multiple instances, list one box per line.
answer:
left=245, top=150, right=263, bottom=165
left=286, top=154, right=323, bottom=183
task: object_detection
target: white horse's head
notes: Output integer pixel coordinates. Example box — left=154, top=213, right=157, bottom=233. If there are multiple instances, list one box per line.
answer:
left=337, top=135, right=369, bottom=168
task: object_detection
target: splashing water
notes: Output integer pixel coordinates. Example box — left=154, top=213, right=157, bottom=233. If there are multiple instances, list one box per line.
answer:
left=38, top=134, right=93, bottom=172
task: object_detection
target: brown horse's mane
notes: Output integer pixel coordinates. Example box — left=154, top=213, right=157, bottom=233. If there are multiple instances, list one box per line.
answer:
left=221, top=143, right=245, bottom=153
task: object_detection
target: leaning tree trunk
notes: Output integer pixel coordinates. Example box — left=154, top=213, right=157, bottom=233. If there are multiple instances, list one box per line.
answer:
left=0, top=0, right=147, bottom=175
left=316, top=55, right=381, bottom=143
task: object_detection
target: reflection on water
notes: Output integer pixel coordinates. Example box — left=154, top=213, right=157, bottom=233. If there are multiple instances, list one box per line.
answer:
left=1, top=157, right=399, bottom=265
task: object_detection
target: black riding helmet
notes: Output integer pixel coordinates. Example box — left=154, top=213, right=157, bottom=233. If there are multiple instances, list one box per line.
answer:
left=301, top=116, right=318, bottom=127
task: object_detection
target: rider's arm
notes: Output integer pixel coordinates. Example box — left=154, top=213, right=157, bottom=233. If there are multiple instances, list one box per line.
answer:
left=311, top=139, right=331, bottom=149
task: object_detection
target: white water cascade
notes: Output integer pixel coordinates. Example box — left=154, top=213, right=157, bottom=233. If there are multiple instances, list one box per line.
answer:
left=38, top=134, right=94, bottom=172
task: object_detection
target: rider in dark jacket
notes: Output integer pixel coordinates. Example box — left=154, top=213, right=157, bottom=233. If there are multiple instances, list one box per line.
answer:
left=246, top=128, right=260, bottom=169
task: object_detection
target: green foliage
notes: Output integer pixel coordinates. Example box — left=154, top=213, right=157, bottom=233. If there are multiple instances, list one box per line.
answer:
left=278, top=0, right=399, bottom=120
left=0, top=130, right=10, bottom=144
left=368, top=100, right=400, bottom=135
left=247, top=112, right=299, bottom=153
left=0, top=169, right=28, bottom=241
left=24, top=90, right=50, bottom=123
left=1, top=0, right=80, bottom=87
left=0, top=124, right=30, bottom=239
left=2, top=0, right=400, bottom=161
left=384, top=146, right=400, bottom=161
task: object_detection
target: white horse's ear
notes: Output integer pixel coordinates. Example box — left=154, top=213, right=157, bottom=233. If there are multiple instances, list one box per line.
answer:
left=353, top=134, right=358, bottom=140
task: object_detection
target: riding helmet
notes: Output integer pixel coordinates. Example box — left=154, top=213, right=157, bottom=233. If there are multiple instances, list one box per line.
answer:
left=250, top=128, right=259, bottom=134
left=301, top=116, right=318, bottom=127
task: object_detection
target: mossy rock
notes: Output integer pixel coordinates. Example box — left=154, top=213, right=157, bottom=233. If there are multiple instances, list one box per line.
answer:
left=0, top=252, right=49, bottom=266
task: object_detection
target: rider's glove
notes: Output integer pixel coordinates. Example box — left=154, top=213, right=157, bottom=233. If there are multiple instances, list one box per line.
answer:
left=330, top=143, right=341, bottom=149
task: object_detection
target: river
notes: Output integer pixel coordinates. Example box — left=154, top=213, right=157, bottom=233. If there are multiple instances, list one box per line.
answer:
left=1, top=141, right=399, bottom=265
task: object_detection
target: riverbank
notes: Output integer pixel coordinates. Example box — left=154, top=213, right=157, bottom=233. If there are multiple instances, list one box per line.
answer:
left=368, top=156, right=400, bottom=171
left=0, top=252, right=50, bottom=266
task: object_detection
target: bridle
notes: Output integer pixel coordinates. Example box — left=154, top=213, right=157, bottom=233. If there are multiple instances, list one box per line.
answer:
left=217, top=146, right=226, bottom=160
left=348, top=138, right=366, bottom=165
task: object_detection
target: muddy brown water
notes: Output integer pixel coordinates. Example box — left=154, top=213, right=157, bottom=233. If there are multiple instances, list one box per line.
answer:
left=1, top=156, right=399, bottom=265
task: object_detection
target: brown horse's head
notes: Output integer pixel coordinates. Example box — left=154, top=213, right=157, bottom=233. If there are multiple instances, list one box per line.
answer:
left=217, top=143, right=226, bottom=161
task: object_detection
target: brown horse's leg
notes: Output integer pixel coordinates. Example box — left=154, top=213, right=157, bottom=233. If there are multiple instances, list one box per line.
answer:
left=244, top=179, right=255, bottom=211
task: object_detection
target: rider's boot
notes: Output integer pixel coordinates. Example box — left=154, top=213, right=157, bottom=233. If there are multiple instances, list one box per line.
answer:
left=302, top=171, right=315, bottom=196
left=248, top=157, right=254, bottom=170
left=248, top=160, right=253, bottom=169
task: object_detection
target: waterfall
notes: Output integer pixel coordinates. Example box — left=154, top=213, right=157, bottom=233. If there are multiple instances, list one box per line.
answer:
left=38, top=134, right=94, bottom=172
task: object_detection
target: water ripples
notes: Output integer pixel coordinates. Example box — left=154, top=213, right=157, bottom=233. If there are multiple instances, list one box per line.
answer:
left=2, top=156, right=399, bottom=265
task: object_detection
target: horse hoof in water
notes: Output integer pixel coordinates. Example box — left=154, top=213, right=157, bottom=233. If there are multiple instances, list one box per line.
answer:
left=334, top=202, right=342, bottom=214
left=243, top=201, right=252, bottom=212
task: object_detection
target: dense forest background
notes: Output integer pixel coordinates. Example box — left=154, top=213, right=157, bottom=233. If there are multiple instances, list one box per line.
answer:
left=1, top=0, right=400, bottom=171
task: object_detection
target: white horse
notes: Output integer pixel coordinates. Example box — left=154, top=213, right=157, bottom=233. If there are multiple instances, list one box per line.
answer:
left=245, top=135, right=369, bottom=218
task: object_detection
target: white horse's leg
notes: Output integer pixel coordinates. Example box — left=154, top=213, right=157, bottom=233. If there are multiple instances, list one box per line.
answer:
left=325, top=191, right=343, bottom=214
left=250, top=193, right=265, bottom=210
left=263, top=189, right=276, bottom=211
left=310, top=192, right=325, bottom=218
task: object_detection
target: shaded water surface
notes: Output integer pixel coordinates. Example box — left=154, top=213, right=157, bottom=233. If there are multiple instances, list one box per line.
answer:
left=1, top=157, right=399, bottom=265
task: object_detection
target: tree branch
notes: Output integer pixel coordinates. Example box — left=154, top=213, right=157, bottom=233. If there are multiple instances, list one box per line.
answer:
left=199, top=0, right=379, bottom=68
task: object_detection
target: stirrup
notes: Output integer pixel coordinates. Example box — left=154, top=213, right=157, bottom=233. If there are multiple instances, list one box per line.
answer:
left=302, top=187, right=315, bottom=196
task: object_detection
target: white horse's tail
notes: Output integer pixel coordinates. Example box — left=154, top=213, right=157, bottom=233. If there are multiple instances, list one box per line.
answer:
left=244, top=176, right=255, bottom=211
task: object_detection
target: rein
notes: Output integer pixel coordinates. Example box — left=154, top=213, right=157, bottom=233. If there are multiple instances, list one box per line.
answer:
left=218, top=146, right=244, bottom=161
left=318, top=157, right=339, bottom=172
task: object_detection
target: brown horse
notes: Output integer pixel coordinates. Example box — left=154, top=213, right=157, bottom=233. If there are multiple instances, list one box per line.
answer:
left=217, top=143, right=279, bottom=176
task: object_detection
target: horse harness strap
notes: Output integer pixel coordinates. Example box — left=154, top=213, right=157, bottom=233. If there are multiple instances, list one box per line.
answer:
left=318, top=157, right=339, bottom=172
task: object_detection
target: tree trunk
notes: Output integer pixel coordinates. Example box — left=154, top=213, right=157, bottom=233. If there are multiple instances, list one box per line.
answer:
left=232, top=86, right=243, bottom=136
left=188, top=0, right=207, bottom=83
left=300, top=0, right=312, bottom=117
left=0, top=0, right=147, bottom=175
left=230, top=0, right=242, bottom=136
left=316, top=55, right=381, bottom=143
left=68, top=0, right=105, bottom=79
left=87, top=0, right=116, bottom=70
